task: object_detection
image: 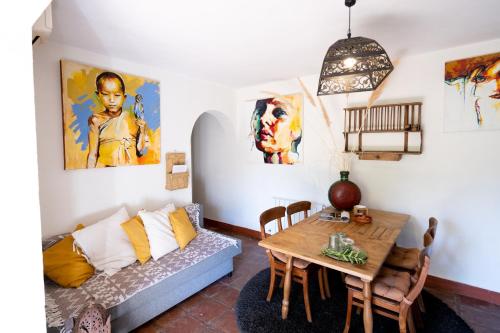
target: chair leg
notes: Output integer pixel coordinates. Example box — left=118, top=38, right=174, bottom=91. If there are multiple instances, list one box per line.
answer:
left=399, top=307, right=409, bottom=333
left=279, top=276, right=285, bottom=289
left=417, top=294, right=426, bottom=313
left=266, top=266, right=276, bottom=302
left=407, top=309, right=416, bottom=333
left=412, top=303, right=424, bottom=329
left=343, top=289, right=353, bottom=333
left=302, top=274, right=312, bottom=322
left=318, top=269, right=326, bottom=300
left=323, top=267, right=331, bottom=298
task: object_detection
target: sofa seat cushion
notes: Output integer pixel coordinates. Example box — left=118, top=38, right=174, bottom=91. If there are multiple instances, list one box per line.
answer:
left=384, top=246, right=420, bottom=271
left=44, top=228, right=238, bottom=329
left=345, top=267, right=411, bottom=302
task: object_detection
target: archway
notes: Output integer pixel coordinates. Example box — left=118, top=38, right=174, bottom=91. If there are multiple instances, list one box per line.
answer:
left=191, top=111, right=234, bottom=219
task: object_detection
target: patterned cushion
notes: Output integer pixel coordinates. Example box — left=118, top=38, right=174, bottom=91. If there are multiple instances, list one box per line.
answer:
left=184, top=203, right=202, bottom=230
left=42, top=233, right=69, bottom=251
left=345, top=267, right=411, bottom=302
left=271, top=250, right=310, bottom=269
left=385, top=246, right=419, bottom=271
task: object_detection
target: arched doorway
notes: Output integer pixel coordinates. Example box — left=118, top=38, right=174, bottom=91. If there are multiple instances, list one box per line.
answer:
left=191, top=111, right=234, bottom=218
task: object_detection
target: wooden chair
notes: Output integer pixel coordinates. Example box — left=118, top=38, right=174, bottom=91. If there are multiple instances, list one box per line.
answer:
left=343, top=251, right=431, bottom=333
left=384, top=217, right=438, bottom=272
left=384, top=217, right=437, bottom=319
left=286, top=200, right=311, bottom=228
left=260, top=206, right=326, bottom=322
left=286, top=201, right=331, bottom=299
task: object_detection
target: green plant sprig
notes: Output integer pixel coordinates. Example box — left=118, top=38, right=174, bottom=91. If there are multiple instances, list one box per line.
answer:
left=321, top=246, right=368, bottom=265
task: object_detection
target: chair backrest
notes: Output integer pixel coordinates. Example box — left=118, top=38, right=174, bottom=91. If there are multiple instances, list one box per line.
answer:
left=404, top=255, right=430, bottom=304
left=427, top=217, right=438, bottom=240
left=259, top=206, right=286, bottom=240
left=286, top=201, right=311, bottom=228
left=421, top=232, right=434, bottom=258
left=421, top=217, right=438, bottom=258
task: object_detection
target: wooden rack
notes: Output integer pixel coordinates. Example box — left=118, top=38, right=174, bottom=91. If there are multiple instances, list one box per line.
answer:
left=343, top=102, right=423, bottom=161
left=165, top=152, right=189, bottom=190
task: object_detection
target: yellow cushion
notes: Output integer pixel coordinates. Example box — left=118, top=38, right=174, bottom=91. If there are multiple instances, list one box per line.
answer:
left=121, top=216, right=151, bottom=264
left=43, top=224, right=95, bottom=288
left=169, top=208, right=197, bottom=250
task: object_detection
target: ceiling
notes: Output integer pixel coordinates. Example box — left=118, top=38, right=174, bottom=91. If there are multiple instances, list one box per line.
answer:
left=48, top=0, right=500, bottom=87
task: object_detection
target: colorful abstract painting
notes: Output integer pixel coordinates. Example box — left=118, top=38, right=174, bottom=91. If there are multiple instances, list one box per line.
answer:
left=250, top=93, right=303, bottom=164
left=60, top=60, right=161, bottom=169
left=444, top=52, right=500, bottom=131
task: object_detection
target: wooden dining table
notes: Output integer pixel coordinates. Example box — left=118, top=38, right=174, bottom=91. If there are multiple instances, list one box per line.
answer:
left=258, top=206, right=409, bottom=333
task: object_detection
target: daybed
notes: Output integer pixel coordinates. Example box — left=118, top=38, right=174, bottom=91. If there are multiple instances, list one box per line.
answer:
left=44, top=203, right=241, bottom=332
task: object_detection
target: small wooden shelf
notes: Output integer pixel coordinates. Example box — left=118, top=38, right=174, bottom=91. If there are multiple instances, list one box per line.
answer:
left=344, top=102, right=423, bottom=161
left=343, top=129, right=421, bottom=134
left=165, top=152, right=188, bottom=190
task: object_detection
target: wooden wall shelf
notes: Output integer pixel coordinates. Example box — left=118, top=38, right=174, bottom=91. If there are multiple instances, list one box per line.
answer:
left=165, top=152, right=189, bottom=190
left=343, top=102, right=423, bottom=161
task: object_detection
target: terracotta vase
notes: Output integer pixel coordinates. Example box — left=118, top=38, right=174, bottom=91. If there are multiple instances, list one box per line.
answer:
left=328, top=171, right=361, bottom=211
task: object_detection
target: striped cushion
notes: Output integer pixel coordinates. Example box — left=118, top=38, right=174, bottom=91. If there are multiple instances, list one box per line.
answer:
left=346, top=267, right=411, bottom=302
left=385, top=246, right=419, bottom=271
left=271, top=250, right=310, bottom=269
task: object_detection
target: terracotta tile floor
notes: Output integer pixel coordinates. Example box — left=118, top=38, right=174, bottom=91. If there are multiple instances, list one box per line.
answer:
left=135, top=229, right=500, bottom=333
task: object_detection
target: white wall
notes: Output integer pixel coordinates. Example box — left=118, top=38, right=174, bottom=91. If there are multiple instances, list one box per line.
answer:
left=196, top=38, right=500, bottom=292
left=33, top=41, right=235, bottom=237
left=1, top=1, right=52, bottom=331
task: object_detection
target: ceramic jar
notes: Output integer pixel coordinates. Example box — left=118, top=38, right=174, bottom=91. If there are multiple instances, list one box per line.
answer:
left=328, top=171, right=361, bottom=211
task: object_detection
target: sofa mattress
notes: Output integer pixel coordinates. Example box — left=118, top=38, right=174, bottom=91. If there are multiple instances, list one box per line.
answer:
left=45, top=228, right=238, bottom=328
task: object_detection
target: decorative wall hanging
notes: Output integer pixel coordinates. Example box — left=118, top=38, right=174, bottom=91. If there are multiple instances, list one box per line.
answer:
left=60, top=60, right=161, bottom=170
left=250, top=93, right=304, bottom=165
left=165, top=152, right=188, bottom=190
left=444, top=52, right=500, bottom=132
left=317, top=0, right=393, bottom=95
left=343, top=102, right=423, bottom=161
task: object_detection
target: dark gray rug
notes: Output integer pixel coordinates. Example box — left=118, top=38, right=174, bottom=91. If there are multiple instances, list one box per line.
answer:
left=236, top=268, right=472, bottom=333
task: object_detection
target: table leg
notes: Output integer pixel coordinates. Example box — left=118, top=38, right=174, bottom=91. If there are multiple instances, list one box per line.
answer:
left=282, top=255, right=294, bottom=319
left=362, top=279, right=373, bottom=333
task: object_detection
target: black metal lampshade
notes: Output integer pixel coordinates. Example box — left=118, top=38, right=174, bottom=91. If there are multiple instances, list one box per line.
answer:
left=317, top=36, right=394, bottom=95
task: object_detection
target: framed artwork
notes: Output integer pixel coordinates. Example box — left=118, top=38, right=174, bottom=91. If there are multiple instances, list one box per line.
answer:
left=249, top=93, right=303, bottom=164
left=60, top=60, right=161, bottom=170
left=444, top=52, right=499, bottom=131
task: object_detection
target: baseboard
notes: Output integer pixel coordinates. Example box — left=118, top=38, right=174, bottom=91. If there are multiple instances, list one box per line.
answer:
left=425, top=275, right=500, bottom=305
left=204, top=218, right=261, bottom=240
left=204, top=217, right=500, bottom=305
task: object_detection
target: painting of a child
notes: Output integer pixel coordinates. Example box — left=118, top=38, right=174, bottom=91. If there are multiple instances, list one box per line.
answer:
left=60, top=60, right=160, bottom=169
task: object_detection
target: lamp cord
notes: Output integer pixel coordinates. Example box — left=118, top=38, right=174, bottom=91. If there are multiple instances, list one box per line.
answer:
left=347, top=6, right=351, bottom=38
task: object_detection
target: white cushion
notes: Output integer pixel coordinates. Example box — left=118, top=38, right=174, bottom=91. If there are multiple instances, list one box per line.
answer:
left=72, top=207, right=136, bottom=276
left=138, top=203, right=178, bottom=261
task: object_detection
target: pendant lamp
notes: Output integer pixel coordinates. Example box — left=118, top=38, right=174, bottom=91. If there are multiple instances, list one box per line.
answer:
left=317, top=0, right=393, bottom=95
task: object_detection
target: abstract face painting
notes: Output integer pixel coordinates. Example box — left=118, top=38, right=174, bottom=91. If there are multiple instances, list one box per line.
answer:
left=60, top=60, right=161, bottom=169
left=444, top=53, right=500, bottom=131
left=250, top=93, right=303, bottom=164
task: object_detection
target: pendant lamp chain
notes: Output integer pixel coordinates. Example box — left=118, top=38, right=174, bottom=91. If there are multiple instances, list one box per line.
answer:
left=347, top=6, right=351, bottom=38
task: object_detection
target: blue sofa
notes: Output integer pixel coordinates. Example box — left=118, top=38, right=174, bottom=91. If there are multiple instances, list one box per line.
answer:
left=45, top=204, right=241, bottom=332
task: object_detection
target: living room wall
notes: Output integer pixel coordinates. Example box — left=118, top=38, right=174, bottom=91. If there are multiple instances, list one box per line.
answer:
left=33, top=41, right=235, bottom=237
left=196, top=38, right=500, bottom=293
